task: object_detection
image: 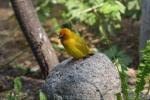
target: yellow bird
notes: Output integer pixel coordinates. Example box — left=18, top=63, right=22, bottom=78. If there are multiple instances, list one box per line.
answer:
left=59, top=28, right=92, bottom=59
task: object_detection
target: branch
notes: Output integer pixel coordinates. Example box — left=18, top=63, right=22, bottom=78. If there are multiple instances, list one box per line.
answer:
left=10, top=0, right=59, bottom=78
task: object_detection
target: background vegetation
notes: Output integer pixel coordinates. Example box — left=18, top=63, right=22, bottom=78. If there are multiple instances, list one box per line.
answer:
left=36, top=0, right=141, bottom=66
left=1, top=0, right=150, bottom=99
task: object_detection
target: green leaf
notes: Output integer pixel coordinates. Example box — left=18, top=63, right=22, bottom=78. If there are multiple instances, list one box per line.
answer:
left=135, top=40, right=150, bottom=99
left=50, top=18, right=61, bottom=33
left=51, top=0, right=66, bottom=4
left=127, top=0, right=140, bottom=10
left=105, top=45, right=132, bottom=66
left=105, top=45, right=118, bottom=58
left=82, top=13, right=96, bottom=25
left=115, top=1, right=125, bottom=13
left=100, top=2, right=112, bottom=14
left=38, top=12, right=47, bottom=23
left=7, top=93, right=16, bottom=100
left=115, top=59, right=129, bottom=100
left=14, top=77, right=22, bottom=94
left=39, top=90, right=47, bottom=100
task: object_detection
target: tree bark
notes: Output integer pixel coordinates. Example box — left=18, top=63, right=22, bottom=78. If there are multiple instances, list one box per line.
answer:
left=140, top=0, right=150, bottom=50
left=10, top=0, right=59, bottom=78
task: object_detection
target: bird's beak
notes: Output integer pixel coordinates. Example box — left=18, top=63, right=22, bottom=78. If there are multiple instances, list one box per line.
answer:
left=59, top=34, right=63, bottom=39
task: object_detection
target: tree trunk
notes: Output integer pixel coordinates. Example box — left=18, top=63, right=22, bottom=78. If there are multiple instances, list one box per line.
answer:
left=10, top=0, right=59, bottom=78
left=140, top=0, right=150, bottom=50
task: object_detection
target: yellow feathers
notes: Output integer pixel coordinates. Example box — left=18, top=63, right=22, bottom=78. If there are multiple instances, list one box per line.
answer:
left=59, top=28, right=92, bottom=59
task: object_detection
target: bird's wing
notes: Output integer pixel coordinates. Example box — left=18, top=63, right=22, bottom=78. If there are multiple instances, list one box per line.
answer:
left=74, top=35, right=90, bottom=55
left=62, top=37, right=85, bottom=57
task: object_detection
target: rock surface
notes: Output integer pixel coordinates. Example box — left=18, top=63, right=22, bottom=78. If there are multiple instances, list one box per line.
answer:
left=42, top=53, right=121, bottom=100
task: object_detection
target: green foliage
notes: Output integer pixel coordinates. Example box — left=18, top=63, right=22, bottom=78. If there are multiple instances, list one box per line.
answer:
left=14, top=77, right=22, bottom=94
left=115, top=59, right=129, bottom=100
left=105, top=45, right=132, bottom=66
left=100, top=1, right=125, bottom=21
left=39, top=90, right=47, bottom=100
left=135, top=40, right=150, bottom=99
left=15, top=65, right=30, bottom=75
left=64, top=0, right=125, bottom=23
left=36, top=0, right=52, bottom=23
left=47, top=18, right=61, bottom=34
left=36, top=0, right=127, bottom=36
left=53, top=0, right=125, bottom=35
left=36, top=0, right=140, bottom=46
left=105, top=46, right=132, bottom=99
left=122, top=0, right=141, bottom=20
left=8, top=95, right=16, bottom=100
left=116, top=92, right=122, bottom=100
left=105, top=45, right=134, bottom=100
left=7, top=77, right=22, bottom=100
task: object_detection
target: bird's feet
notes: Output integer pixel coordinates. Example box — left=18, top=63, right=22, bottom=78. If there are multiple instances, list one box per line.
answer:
left=83, top=53, right=94, bottom=59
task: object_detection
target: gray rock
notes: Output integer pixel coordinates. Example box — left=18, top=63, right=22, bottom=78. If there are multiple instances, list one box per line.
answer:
left=42, top=53, right=121, bottom=100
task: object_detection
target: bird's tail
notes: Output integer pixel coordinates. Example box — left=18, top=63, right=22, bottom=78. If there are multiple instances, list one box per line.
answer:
left=88, top=48, right=95, bottom=55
